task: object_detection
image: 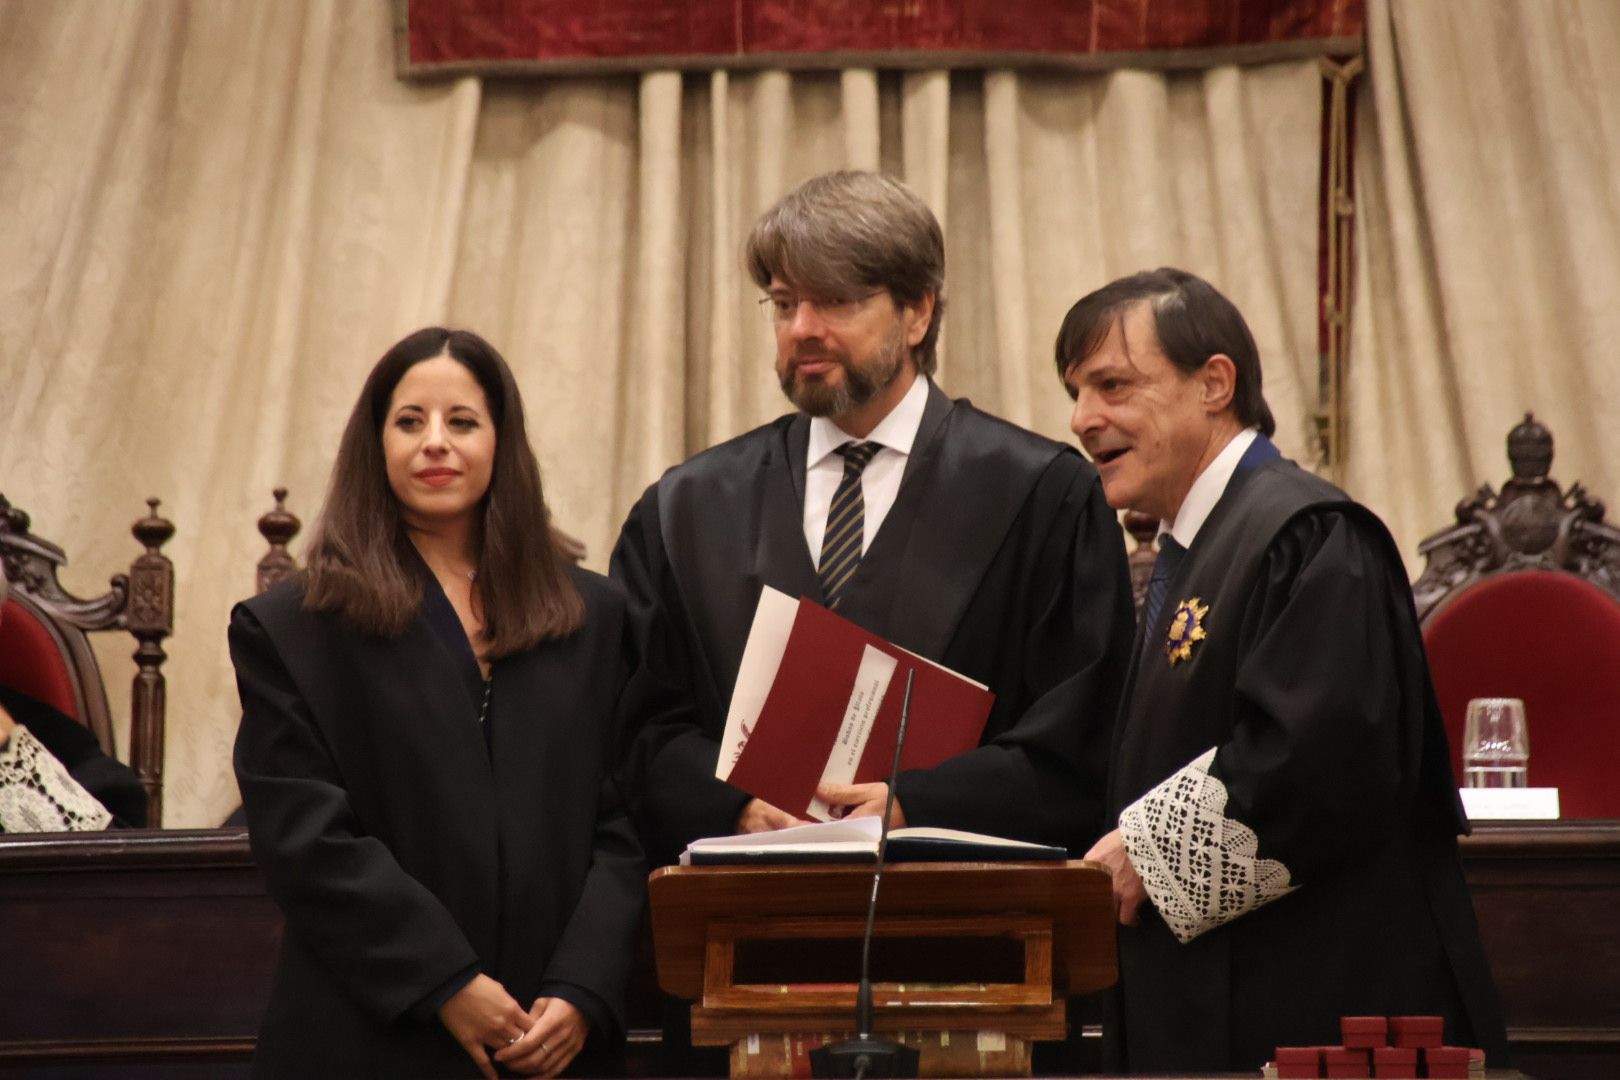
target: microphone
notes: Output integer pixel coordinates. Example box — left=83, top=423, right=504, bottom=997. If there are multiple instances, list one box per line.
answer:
left=810, top=669, right=921, bottom=1079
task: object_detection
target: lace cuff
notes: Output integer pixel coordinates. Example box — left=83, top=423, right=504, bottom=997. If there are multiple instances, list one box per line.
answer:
left=1118, top=747, right=1294, bottom=944
left=0, top=725, right=113, bottom=833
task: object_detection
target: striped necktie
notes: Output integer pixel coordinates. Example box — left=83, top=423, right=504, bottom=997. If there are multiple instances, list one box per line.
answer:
left=1141, top=534, right=1187, bottom=637
left=817, top=441, right=881, bottom=610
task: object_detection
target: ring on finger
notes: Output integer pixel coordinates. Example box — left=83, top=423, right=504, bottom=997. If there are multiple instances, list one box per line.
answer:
left=508, top=1035, right=521, bottom=1045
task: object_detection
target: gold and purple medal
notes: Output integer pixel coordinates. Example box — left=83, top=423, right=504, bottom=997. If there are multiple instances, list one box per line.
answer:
left=1164, top=597, right=1209, bottom=666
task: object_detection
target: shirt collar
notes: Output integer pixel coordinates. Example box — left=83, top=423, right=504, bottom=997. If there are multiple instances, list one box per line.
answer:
left=1164, top=427, right=1259, bottom=548
left=806, top=373, right=930, bottom=469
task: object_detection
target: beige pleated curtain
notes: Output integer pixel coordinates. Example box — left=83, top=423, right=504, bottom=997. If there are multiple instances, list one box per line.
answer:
left=3, top=0, right=1329, bottom=826
left=1349, top=0, right=1620, bottom=559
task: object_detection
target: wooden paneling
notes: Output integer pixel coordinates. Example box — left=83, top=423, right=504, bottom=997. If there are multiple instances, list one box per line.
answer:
left=0, top=822, right=1614, bottom=1077
left=0, top=829, right=275, bottom=1077
left=1461, top=820, right=1620, bottom=1080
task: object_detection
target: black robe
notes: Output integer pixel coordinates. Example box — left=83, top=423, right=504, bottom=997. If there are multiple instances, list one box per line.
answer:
left=230, top=567, right=645, bottom=1078
left=612, top=380, right=1136, bottom=866
left=1108, top=453, right=1508, bottom=1071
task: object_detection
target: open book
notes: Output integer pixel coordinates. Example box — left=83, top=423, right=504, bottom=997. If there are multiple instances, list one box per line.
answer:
left=680, top=816, right=1067, bottom=866
left=718, top=588, right=995, bottom=821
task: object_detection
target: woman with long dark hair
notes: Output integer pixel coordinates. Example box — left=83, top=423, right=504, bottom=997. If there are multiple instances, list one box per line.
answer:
left=231, top=328, right=642, bottom=1078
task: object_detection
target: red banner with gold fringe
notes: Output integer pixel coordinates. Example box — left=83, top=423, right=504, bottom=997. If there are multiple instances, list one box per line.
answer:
left=395, top=0, right=1363, bottom=79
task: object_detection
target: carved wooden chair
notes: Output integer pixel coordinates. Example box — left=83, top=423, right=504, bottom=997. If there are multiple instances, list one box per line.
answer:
left=1412, top=414, right=1620, bottom=818
left=0, top=493, right=174, bottom=826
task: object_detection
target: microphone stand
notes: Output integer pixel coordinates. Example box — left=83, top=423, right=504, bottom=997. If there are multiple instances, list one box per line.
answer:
left=810, top=670, right=921, bottom=1079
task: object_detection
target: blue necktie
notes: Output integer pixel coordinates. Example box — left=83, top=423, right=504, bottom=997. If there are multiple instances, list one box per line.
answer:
left=1141, top=534, right=1187, bottom=636
left=1138, top=437, right=1274, bottom=640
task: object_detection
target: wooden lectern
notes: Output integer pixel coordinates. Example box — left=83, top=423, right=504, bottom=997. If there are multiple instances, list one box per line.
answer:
left=649, top=860, right=1115, bottom=1078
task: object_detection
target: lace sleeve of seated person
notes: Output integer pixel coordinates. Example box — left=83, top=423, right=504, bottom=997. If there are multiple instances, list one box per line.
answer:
left=0, top=722, right=113, bottom=832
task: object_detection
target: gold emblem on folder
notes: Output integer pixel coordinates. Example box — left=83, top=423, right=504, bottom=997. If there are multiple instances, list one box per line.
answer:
left=1164, top=598, right=1209, bottom=666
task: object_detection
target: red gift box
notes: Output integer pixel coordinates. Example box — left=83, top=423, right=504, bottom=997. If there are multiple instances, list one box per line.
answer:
left=1371, top=1045, right=1418, bottom=1078
left=1424, top=1046, right=1470, bottom=1078
left=1389, top=1015, right=1444, bottom=1049
left=1323, top=1046, right=1370, bottom=1078
left=1340, top=1016, right=1388, bottom=1049
left=1275, top=1046, right=1323, bottom=1079
left=1277, top=1065, right=1320, bottom=1079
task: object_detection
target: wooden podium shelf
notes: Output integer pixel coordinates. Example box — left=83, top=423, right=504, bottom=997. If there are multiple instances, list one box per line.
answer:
left=649, top=860, right=1115, bottom=1077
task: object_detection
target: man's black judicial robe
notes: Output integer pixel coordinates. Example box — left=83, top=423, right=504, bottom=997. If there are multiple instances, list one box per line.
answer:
left=613, top=379, right=1136, bottom=866
left=231, top=567, right=645, bottom=1078
left=1109, top=453, right=1507, bottom=1071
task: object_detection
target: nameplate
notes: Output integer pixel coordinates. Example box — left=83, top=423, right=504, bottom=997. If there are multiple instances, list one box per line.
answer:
left=1459, top=787, right=1560, bottom=820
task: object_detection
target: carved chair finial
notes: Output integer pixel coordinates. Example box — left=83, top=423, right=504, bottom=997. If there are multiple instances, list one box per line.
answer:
left=1123, top=510, right=1161, bottom=612
left=1506, top=412, right=1553, bottom=483
left=132, top=497, right=176, bottom=555
left=257, top=488, right=301, bottom=549
left=256, top=488, right=302, bottom=594
left=1413, top=416, right=1620, bottom=621
left=1123, top=510, right=1159, bottom=548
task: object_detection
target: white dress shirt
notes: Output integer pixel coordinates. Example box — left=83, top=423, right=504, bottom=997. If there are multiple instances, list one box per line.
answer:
left=802, top=374, right=930, bottom=562
left=1163, top=427, right=1259, bottom=549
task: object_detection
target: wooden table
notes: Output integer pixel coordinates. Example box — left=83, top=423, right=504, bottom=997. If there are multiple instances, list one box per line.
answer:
left=0, top=822, right=1614, bottom=1077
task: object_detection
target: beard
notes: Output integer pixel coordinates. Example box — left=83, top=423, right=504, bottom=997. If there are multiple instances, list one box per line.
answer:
left=778, top=321, right=907, bottom=418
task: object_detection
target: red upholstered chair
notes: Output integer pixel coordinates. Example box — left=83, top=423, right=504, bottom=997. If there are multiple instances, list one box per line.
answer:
left=1413, top=415, right=1620, bottom=819
left=0, top=493, right=174, bottom=825
left=0, top=591, right=81, bottom=722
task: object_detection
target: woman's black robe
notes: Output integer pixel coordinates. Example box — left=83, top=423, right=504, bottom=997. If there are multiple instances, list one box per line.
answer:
left=231, top=566, right=644, bottom=1077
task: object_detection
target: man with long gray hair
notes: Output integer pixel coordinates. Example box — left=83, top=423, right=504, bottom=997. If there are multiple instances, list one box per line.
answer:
left=613, top=170, right=1134, bottom=866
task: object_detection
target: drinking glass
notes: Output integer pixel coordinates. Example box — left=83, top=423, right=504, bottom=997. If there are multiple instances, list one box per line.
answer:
left=1463, top=697, right=1529, bottom=789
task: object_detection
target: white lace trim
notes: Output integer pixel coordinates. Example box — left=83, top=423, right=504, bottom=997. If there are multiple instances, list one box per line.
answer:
left=0, top=725, right=113, bottom=833
left=1118, top=746, right=1294, bottom=944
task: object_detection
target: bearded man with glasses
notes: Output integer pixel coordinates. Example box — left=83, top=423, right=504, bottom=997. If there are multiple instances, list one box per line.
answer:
left=612, top=169, right=1134, bottom=868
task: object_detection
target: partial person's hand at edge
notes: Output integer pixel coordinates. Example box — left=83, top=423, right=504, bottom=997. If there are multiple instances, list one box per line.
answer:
left=1083, top=827, right=1147, bottom=927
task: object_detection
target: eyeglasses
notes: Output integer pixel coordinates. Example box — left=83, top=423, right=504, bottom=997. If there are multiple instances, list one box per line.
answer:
left=757, top=289, right=884, bottom=325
